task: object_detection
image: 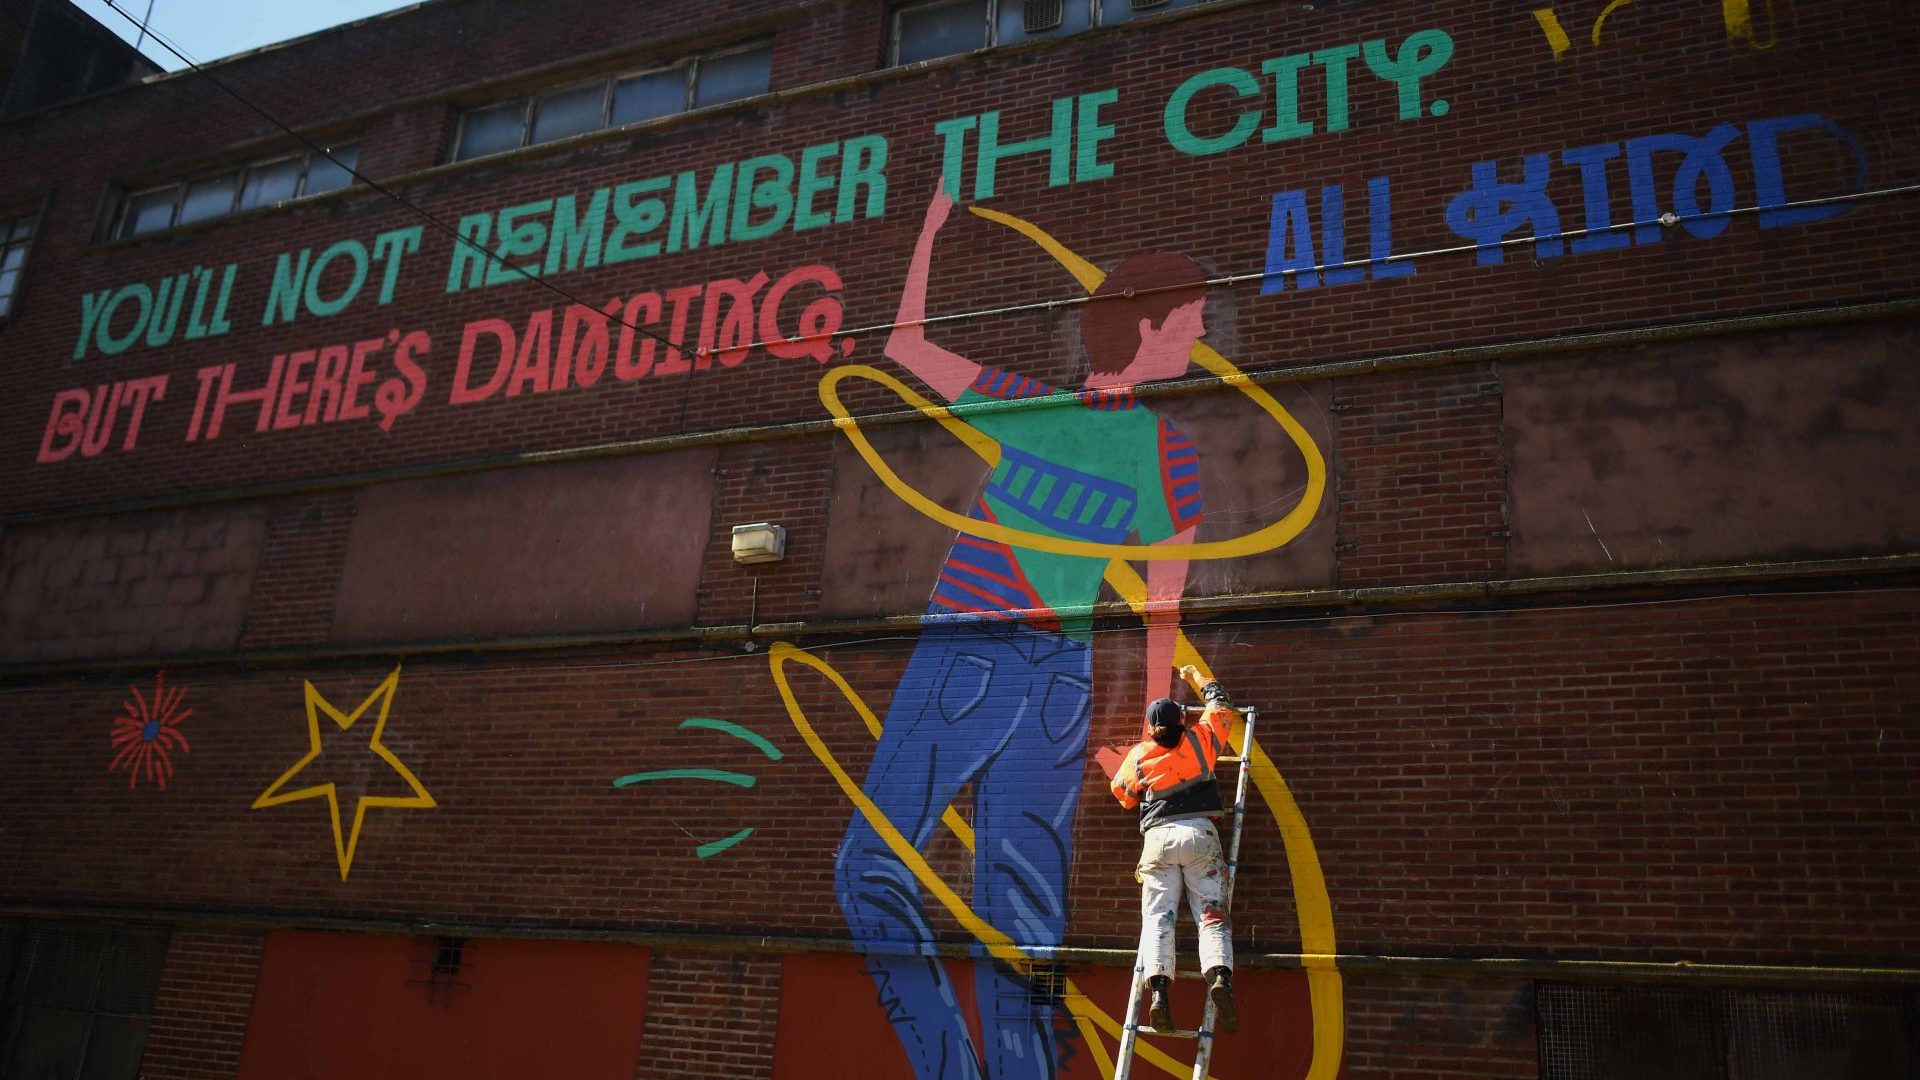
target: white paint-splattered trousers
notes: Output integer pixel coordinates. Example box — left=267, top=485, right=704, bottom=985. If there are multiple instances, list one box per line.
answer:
left=1135, top=818, right=1234, bottom=980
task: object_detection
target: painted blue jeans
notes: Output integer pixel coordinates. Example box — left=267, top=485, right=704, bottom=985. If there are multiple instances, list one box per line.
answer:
left=835, top=621, right=1095, bottom=1080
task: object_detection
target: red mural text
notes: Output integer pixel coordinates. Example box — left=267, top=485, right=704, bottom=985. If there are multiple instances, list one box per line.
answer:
left=184, top=329, right=431, bottom=443
left=36, top=375, right=171, bottom=463
left=450, top=262, right=848, bottom=405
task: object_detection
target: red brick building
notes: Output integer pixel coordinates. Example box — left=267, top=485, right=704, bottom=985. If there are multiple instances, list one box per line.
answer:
left=1, top=1, right=1916, bottom=1077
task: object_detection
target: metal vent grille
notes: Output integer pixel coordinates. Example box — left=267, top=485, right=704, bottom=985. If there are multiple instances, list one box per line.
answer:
left=1131, top=0, right=1172, bottom=9
left=1537, top=983, right=1919, bottom=1080
left=1022, top=0, right=1063, bottom=32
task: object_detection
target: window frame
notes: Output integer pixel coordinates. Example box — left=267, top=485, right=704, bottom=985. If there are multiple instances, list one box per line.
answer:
left=888, top=0, right=1211, bottom=66
left=449, top=39, right=775, bottom=164
left=0, top=205, right=44, bottom=321
left=112, top=143, right=361, bottom=241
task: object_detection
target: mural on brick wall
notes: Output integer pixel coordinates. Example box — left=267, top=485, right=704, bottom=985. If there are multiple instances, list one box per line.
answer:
left=612, top=717, right=784, bottom=859
left=108, top=671, right=192, bottom=790
left=252, top=665, right=435, bottom=880
left=771, top=189, right=1342, bottom=1078
left=1533, top=0, right=1781, bottom=60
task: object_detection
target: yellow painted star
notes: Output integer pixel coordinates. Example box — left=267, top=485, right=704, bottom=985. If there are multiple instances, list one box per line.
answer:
left=252, top=665, right=435, bottom=880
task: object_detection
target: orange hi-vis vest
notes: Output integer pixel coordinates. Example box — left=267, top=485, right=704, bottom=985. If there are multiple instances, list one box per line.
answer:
left=1109, top=701, right=1233, bottom=833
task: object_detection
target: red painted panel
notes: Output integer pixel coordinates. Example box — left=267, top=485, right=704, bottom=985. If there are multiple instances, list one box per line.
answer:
left=771, top=953, right=1323, bottom=1079
left=235, top=932, right=648, bottom=1080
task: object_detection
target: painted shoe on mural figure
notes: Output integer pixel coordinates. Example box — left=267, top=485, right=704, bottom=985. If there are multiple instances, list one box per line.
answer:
left=1207, top=966, right=1239, bottom=1033
left=1147, top=975, right=1176, bottom=1032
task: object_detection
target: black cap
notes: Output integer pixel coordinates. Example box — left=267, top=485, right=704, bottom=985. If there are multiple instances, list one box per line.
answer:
left=1147, top=698, right=1184, bottom=730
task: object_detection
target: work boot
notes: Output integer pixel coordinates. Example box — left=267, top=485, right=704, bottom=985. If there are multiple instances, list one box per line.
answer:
left=1206, top=967, right=1239, bottom=1034
left=1146, top=975, right=1176, bottom=1032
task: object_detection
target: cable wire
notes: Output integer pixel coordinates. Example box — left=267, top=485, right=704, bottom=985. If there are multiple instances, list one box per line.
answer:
left=97, top=3, right=1920, bottom=360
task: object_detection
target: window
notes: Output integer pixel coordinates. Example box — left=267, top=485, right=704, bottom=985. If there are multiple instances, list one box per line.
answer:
left=452, top=42, right=774, bottom=162
left=0, top=920, right=171, bottom=1080
left=890, top=0, right=1213, bottom=64
left=115, top=143, right=360, bottom=239
left=1536, top=983, right=1919, bottom=1080
left=0, top=210, right=36, bottom=319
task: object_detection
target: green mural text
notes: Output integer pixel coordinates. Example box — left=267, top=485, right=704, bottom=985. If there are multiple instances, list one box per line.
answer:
left=1164, top=29, right=1454, bottom=157
left=444, top=134, right=888, bottom=294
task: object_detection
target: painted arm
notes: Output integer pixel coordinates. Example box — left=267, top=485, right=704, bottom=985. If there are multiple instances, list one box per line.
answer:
left=1110, top=745, right=1144, bottom=809
left=884, top=181, right=981, bottom=403
left=1143, top=526, right=1195, bottom=718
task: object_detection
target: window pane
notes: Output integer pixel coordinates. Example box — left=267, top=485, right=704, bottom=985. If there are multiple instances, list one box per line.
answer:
left=303, top=145, right=358, bottom=195
left=9, top=216, right=30, bottom=241
left=177, top=173, right=239, bottom=226
left=999, top=0, right=1091, bottom=42
left=238, top=158, right=302, bottom=210
left=0, top=272, right=17, bottom=315
left=122, top=188, right=178, bottom=237
left=611, top=68, right=686, bottom=125
left=3, top=244, right=24, bottom=271
left=1100, top=0, right=1196, bottom=25
left=455, top=101, right=528, bottom=160
left=95, top=930, right=167, bottom=1015
left=531, top=83, right=605, bottom=144
left=896, top=0, right=988, bottom=64
left=693, top=45, right=771, bottom=109
left=23, top=927, right=104, bottom=1008
left=2, top=1006, right=91, bottom=1080
left=77, top=1015, right=150, bottom=1080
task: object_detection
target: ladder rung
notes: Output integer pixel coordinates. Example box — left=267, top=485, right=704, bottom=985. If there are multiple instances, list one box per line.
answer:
left=1219, top=755, right=1243, bottom=764
left=1125, top=1024, right=1208, bottom=1040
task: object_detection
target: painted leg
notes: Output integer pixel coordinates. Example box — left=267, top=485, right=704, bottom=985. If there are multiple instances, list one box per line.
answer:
left=836, top=627, right=1007, bottom=1080
left=970, top=632, right=1091, bottom=1080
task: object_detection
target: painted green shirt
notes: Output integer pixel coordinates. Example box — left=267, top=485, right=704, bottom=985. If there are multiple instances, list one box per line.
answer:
left=926, top=368, right=1203, bottom=639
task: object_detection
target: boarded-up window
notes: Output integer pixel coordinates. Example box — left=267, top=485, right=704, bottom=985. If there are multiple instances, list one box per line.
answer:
left=1537, top=983, right=1918, bottom=1080
left=236, top=931, right=650, bottom=1079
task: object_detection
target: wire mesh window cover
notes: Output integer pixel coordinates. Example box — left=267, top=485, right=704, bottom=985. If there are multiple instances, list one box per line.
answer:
left=0, top=920, right=171, bottom=1080
left=116, top=143, right=360, bottom=239
left=0, top=210, right=35, bottom=318
left=1536, top=982, right=1919, bottom=1080
left=451, top=42, right=773, bottom=163
left=891, top=0, right=1208, bottom=65
left=1023, top=0, right=1064, bottom=32
left=407, top=936, right=472, bottom=1007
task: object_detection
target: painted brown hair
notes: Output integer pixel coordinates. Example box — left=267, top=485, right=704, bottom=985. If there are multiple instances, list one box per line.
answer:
left=1079, top=252, right=1211, bottom=376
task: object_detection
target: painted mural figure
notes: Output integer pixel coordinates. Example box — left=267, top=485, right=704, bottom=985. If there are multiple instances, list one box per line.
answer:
left=833, top=182, right=1214, bottom=1079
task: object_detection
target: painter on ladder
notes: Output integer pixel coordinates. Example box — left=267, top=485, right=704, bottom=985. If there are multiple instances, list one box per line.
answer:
left=1109, top=663, right=1239, bottom=1035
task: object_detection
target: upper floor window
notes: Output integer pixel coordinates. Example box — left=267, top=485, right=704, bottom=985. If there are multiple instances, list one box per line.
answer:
left=0, top=210, right=36, bottom=318
left=115, top=144, right=359, bottom=240
left=452, top=42, right=775, bottom=163
left=891, top=0, right=1213, bottom=64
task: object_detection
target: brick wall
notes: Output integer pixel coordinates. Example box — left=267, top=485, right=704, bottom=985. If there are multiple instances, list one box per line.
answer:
left=637, top=951, right=782, bottom=1078
left=1, top=1, right=1917, bottom=1077
left=140, top=928, right=262, bottom=1080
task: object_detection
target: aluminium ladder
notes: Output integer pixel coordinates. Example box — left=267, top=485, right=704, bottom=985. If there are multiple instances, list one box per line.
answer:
left=1112, top=702, right=1258, bottom=1080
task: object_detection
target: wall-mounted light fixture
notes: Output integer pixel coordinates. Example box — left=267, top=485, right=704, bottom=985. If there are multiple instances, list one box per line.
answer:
left=731, top=522, right=787, bottom=564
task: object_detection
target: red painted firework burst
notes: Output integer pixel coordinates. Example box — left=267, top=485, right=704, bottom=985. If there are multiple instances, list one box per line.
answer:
left=109, top=672, right=192, bottom=791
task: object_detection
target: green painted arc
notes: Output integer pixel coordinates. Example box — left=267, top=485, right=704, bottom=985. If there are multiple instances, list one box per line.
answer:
left=611, top=768, right=757, bottom=788
left=679, top=717, right=784, bottom=761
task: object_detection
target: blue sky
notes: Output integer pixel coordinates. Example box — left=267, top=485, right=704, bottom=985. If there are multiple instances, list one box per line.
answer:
left=72, top=0, right=424, bottom=71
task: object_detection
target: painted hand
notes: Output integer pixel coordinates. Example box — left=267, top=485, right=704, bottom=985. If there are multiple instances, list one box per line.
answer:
left=923, top=178, right=954, bottom=235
